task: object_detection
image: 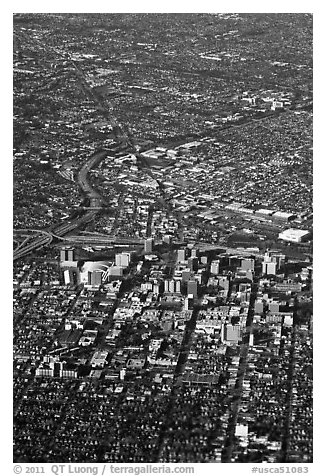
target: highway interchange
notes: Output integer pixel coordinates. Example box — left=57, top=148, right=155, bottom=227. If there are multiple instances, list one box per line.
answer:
left=13, top=150, right=108, bottom=261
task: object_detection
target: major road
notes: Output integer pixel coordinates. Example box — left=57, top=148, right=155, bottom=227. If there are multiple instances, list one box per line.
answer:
left=13, top=150, right=109, bottom=261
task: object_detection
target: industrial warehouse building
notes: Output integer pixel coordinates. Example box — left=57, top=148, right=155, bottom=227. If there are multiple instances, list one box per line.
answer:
left=278, top=228, right=310, bottom=243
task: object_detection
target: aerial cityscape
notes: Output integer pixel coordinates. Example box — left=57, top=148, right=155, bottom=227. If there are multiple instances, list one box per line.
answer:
left=13, top=13, right=313, bottom=464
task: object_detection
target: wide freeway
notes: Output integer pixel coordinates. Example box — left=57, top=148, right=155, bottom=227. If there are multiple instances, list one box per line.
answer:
left=77, top=150, right=108, bottom=206
left=13, top=150, right=108, bottom=261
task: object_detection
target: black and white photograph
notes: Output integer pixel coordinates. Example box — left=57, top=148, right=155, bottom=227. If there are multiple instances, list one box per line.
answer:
left=10, top=2, right=316, bottom=472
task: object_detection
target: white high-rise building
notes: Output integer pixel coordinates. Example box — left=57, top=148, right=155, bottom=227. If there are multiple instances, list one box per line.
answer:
left=168, top=280, right=175, bottom=293
left=177, top=249, right=187, bottom=262
left=115, top=253, right=131, bottom=268
left=262, top=261, right=276, bottom=275
left=184, top=295, right=194, bottom=311
left=191, top=248, right=199, bottom=258
left=210, top=260, right=220, bottom=275
left=175, top=280, right=181, bottom=293
left=164, top=280, right=169, bottom=293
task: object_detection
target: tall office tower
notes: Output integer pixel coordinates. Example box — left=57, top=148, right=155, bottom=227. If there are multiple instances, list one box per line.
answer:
left=210, top=260, right=220, bottom=275
left=262, top=261, right=276, bottom=275
left=175, top=280, right=181, bottom=293
left=220, top=322, right=225, bottom=343
left=164, top=280, right=169, bottom=293
left=153, top=284, right=160, bottom=295
left=191, top=248, right=199, bottom=258
left=168, top=280, right=175, bottom=293
left=265, top=252, right=285, bottom=271
left=60, top=250, right=66, bottom=262
left=201, top=256, right=208, bottom=265
left=67, top=249, right=74, bottom=261
left=263, top=252, right=277, bottom=266
left=274, top=254, right=286, bottom=270
left=249, top=333, right=254, bottom=347
left=115, top=253, right=131, bottom=268
left=121, top=252, right=131, bottom=267
left=177, top=249, right=187, bottom=263
left=184, top=295, right=194, bottom=311
left=144, top=238, right=154, bottom=254
left=188, top=257, right=199, bottom=272
left=264, top=251, right=272, bottom=262
left=115, top=254, right=122, bottom=267
left=241, top=258, right=254, bottom=271
left=64, top=269, right=70, bottom=285
left=187, top=279, right=198, bottom=298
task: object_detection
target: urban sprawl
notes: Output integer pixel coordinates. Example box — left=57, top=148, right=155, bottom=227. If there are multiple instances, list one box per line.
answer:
left=13, top=13, right=312, bottom=464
